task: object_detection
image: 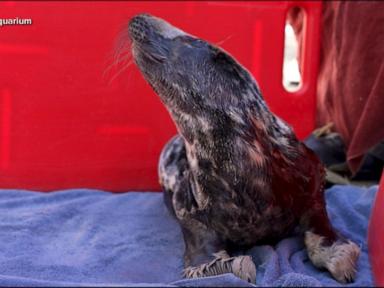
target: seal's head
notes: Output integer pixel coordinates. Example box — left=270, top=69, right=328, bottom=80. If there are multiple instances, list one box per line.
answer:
left=128, top=14, right=266, bottom=143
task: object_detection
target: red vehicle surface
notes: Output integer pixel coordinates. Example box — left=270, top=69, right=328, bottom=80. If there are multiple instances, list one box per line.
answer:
left=368, top=172, right=384, bottom=286
left=0, top=1, right=321, bottom=191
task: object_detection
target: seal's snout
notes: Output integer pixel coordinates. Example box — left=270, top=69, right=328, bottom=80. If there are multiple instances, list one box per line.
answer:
left=129, top=13, right=187, bottom=44
left=128, top=14, right=151, bottom=43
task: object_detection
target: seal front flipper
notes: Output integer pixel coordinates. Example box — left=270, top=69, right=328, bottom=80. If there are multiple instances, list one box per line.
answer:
left=159, top=135, right=256, bottom=283
left=181, top=223, right=256, bottom=284
left=301, top=195, right=360, bottom=283
left=296, top=146, right=361, bottom=283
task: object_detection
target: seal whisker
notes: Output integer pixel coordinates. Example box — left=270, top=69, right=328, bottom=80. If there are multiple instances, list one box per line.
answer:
left=103, top=52, right=132, bottom=80
left=103, top=31, right=134, bottom=83
left=215, top=34, right=233, bottom=46
left=107, top=59, right=134, bottom=85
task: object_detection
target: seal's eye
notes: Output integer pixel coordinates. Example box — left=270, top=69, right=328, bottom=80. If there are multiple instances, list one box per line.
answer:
left=210, top=48, right=244, bottom=79
left=213, top=51, right=227, bottom=62
left=211, top=49, right=237, bottom=67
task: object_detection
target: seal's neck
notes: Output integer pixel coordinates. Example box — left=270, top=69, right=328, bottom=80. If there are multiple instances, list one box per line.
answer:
left=179, top=103, right=296, bottom=176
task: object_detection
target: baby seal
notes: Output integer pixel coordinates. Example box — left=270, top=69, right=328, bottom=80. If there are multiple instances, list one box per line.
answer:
left=127, top=14, right=360, bottom=284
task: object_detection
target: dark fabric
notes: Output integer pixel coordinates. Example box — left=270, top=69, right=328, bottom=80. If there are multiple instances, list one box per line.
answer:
left=304, top=133, right=384, bottom=183
left=304, top=133, right=346, bottom=167
left=289, top=2, right=384, bottom=174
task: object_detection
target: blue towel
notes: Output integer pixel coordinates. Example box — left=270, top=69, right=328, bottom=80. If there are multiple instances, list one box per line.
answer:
left=0, top=185, right=376, bottom=287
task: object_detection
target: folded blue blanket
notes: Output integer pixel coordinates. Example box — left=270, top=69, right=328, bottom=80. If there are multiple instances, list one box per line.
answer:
left=0, top=185, right=376, bottom=287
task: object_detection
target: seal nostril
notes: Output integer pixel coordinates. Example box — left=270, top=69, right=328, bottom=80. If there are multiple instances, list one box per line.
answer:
left=128, top=14, right=151, bottom=43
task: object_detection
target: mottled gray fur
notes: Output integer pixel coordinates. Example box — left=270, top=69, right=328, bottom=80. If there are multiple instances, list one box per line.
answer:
left=127, top=14, right=360, bottom=283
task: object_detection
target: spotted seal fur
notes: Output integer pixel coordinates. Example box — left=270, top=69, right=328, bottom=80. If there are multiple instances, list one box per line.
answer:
left=126, top=13, right=360, bottom=284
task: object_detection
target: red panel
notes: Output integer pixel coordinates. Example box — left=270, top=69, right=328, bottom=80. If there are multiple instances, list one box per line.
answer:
left=368, top=172, right=384, bottom=286
left=0, top=1, right=321, bottom=191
